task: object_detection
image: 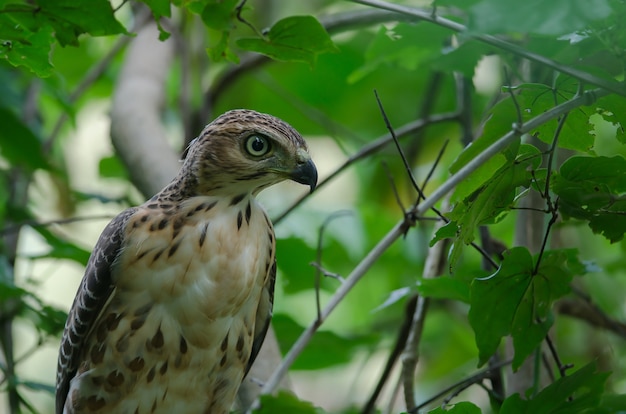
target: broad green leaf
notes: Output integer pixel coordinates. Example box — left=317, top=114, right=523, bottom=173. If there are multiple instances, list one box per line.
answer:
left=446, top=144, right=538, bottom=270
left=2, top=0, right=127, bottom=47
left=207, top=30, right=239, bottom=63
left=500, top=362, right=609, bottom=413
left=0, top=106, right=49, bottom=170
left=416, top=276, right=471, bottom=303
left=237, top=16, right=338, bottom=67
left=200, top=0, right=238, bottom=31
left=0, top=279, right=28, bottom=301
left=256, top=391, right=327, bottom=414
left=99, top=155, right=129, bottom=179
left=138, top=0, right=171, bottom=19
left=552, top=155, right=626, bottom=242
left=599, top=394, right=626, bottom=412
left=469, top=0, right=612, bottom=36
left=276, top=237, right=316, bottom=293
left=595, top=94, right=626, bottom=143
left=461, top=82, right=594, bottom=155
left=469, top=247, right=534, bottom=366
left=430, top=221, right=458, bottom=246
left=427, top=401, right=482, bottom=413
left=272, top=313, right=376, bottom=370
left=23, top=301, right=68, bottom=336
left=0, top=23, right=54, bottom=76
left=348, top=23, right=450, bottom=82
left=469, top=248, right=582, bottom=368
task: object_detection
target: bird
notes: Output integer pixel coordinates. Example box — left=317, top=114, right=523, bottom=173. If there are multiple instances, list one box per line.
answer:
left=55, top=109, right=317, bottom=414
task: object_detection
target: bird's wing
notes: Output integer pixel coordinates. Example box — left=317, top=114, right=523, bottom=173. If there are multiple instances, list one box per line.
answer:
left=55, top=207, right=137, bottom=414
left=245, top=260, right=276, bottom=376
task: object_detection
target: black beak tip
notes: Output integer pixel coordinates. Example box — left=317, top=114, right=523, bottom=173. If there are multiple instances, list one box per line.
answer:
left=291, top=159, right=318, bottom=194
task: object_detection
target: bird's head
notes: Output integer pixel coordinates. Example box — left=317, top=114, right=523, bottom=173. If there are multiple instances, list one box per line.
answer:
left=182, top=109, right=317, bottom=197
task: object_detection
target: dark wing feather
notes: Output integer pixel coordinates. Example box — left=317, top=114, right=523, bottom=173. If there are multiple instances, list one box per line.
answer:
left=245, top=260, right=276, bottom=376
left=55, top=208, right=137, bottom=414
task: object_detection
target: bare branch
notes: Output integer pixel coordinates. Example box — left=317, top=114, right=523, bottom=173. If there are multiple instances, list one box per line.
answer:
left=401, top=198, right=450, bottom=411
left=313, top=211, right=353, bottom=320
left=110, top=21, right=180, bottom=196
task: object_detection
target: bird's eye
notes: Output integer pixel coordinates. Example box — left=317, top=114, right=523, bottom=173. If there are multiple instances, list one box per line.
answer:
left=244, top=135, right=272, bottom=157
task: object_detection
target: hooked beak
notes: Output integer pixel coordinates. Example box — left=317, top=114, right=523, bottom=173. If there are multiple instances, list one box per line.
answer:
left=290, top=158, right=318, bottom=193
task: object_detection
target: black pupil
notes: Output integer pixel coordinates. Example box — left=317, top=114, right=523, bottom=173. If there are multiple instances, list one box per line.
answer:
left=251, top=137, right=265, bottom=152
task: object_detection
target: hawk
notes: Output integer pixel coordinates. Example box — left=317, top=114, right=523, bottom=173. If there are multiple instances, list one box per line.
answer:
left=56, top=109, right=317, bottom=414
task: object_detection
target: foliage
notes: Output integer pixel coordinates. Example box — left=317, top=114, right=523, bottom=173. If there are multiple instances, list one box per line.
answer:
left=1, top=0, right=626, bottom=413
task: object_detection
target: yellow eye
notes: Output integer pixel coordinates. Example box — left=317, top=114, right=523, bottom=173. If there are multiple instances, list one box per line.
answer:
left=245, top=135, right=272, bottom=157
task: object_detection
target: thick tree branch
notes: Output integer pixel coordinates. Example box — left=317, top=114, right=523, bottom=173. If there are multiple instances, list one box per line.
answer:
left=110, top=21, right=179, bottom=196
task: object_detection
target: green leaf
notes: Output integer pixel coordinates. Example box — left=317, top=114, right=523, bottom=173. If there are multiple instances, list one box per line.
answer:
left=138, top=0, right=171, bottom=19
left=595, top=94, right=626, bottom=143
left=0, top=23, right=54, bottom=77
left=99, top=154, right=129, bottom=179
left=469, top=248, right=582, bottom=368
left=446, top=144, right=538, bottom=270
left=237, top=16, right=338, bottom=67
left=207, top=30, right=239, bottom=63
left=416, top=276, right=471, bottom=303
left=430, top=221, right=458, bottom=246
left=276, top=237, right=316, bottom=293
left=0, top=106, right=49, bottom=170
left=552, top=155, right=626, bottom=242
left=138, top=0, right=172, bottom=40
left=469, top=0, right=613, bottom=36
left=272, top=313, right=376, bottom=370
left=0, top=279, right=28, bottom=301
left=348, top=22, right=450, bottom=82
left=500, top=362, right=610, bottom=413
left=427, top=401, right=482, bottom=413
left=2, top=1, right=127, bottom=47
left=256, top=391, right=327, bottom=414
left=30, top=226, right=91, bottom=265
left=599, top=394, right=626, bottom=413
left=469, top=247, right=534, bottom=366
left=200, top=0, right=238, bottom=31
left=468, top=82, right=594, bottom=154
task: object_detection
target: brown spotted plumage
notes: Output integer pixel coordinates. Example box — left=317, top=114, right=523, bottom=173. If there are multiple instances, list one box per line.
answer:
left=56, top=109, right=317, bottom=414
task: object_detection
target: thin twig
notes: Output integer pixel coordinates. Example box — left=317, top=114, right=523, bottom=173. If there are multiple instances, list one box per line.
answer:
left=313, top=211, right=353, bottom=321
left=401, top=197, right=450, bottom=412
left=418, top=140, right=448, bottom=205
left=362, top=296, right=418, bottom=414
left=374, top=90, right=426, bottom=200
left=410, top=358, right=513, bottom=412
left=382, top=162, right=407, bottom=216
